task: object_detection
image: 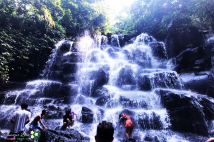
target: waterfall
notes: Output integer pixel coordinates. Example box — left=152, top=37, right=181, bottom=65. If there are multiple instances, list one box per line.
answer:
left=1, top=33, right=213, bottom=142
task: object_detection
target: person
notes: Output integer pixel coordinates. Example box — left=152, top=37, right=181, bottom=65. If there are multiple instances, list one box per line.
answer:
left=95, top=121, right=114, bottom=142
left=9, top=103, right=31, bottom=141
left=68, top=108, right=77, bottom=123
left=62, top=109, right=77, bottom=130
left=207, top=138, right=214, bottom=142
left=119, top=113, right=134, bottom=140
left=29, top=110, right=48, bottom=131
left=62, top=110, right=73, bottom=129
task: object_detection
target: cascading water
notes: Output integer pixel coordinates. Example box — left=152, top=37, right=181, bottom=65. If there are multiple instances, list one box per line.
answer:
left=0, top=33, right=212, bottom=142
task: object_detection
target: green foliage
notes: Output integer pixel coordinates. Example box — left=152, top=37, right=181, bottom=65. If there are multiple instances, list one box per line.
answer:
left=112, top=0, right=214, bottom=39
left=0, top=0, right=109, bottom=83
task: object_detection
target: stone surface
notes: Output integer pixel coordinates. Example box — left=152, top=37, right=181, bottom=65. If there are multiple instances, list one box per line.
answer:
left=207, top=85, right=214, bottom=98
left=156, top=89, right=208, bottom=136
left=137, top=74, right=151, bottom=91
left=165, top=26, right=204, bottom=59
left=116, top=66, right=136, bottom=86
left=81, top=107, right=93, bottom=123
left=38, top=129, right=90, bottom=142
left=138, top=112, right=163, bottom=130
left=149, top=42, right=167, bottom=59
left=96, top=95, right=110, bottom=106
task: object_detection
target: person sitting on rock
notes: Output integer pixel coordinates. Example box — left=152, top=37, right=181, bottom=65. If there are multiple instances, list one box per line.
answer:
left=62, top=110, right=73, bottom=129
left=29, top=110, right=48, bottom=131
left=119, top=113, right=134, bottom=140
left=68, top=108, right=77, bottom=125
left=95, top=121, right=114, bottom=142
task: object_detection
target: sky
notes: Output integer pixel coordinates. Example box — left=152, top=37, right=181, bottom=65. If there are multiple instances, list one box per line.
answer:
left=105, top=0, right=134, bottom=12
left=104, top=0, right=135, bottom=25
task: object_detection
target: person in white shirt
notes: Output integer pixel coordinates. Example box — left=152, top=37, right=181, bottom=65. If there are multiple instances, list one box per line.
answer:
left=10, top=103, right=31, bottom=135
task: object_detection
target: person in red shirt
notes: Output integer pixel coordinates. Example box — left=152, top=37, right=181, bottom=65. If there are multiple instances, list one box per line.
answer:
left=119, top=113, right=134, bottom=139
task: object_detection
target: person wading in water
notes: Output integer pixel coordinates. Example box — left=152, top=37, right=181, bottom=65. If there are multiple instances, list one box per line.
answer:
left=119, top=113, right=134, bottom=140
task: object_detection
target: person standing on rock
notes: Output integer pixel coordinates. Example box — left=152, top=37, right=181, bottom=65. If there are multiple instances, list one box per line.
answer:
left=119, top=113, right=134, bottom=140
left=29, top=110, right=48, bottom=131
left=9, top=103, right=31, bottom=140
left=95, top=121, right=114, bottom=142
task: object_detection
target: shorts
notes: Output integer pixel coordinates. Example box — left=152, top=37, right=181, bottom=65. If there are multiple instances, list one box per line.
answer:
left=30, top=121, right=40, bottom=130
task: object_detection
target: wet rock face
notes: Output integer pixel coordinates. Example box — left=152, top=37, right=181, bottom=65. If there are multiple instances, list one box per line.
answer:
left=174, top=47, right=211, bottom=73
left=96, top=95, right=110, bottom=106
left=151, top=71, right=181, bottom=89
left=207, top=85, right=214, bottom=98
left=143, top=132, right=167, bottom=142
left=199, top=98, right=214, bottom=120
left=149, top=42, right=167, bottom=59
left=91, top=69, right=109, bottom=95
left=119, top=96, right=148, bottom=109
left=165, top=26, right=204, bottom=59
left=81, top=107, right=93, bottom=123
left=138, top=112, right=163, bottom=130
left=38, top=129, right=90, bottom=142
left=137, top=74, right=151, bottom=91
left=116, top=66, right=136, bottom=86
left=156, top=89, right=208, bottom=136
left=134, top=48, right=152, bottom=68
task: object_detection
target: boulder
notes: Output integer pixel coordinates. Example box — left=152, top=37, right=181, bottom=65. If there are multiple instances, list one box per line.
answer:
left=198, top=98, right=214, bottom=120
left=137, top=74, right=151, bottom=91
left=150, top=71, right=181, bottom=89
left=47, top=71, right=63, bottom=81
left=92, top=69, right=109, bottom=95
left=138, top=112, right=163, bottom=130
left=143, top=132, right=167, bottom=142
left=0, top=93, right=6, bottom=104
left=207, top=85, right=214, bottom=98
left=93, top=87, right=109, bottom=97
left=38, top=129, right=90, bottom=142
left=149, top=42, right=168, bottom=59
left=95, top=95, right=110, bottom=106
left=61, top=63, right=77, bottom=74
left=116, top=66, right=135, bottom=86
left=119, top=96, right=148, bottom=109
left=58, top=40, right=71, bottom=54
left=165, top=26, right=204, bottom=59
left=81, top=107, right=93, bottom=123
left=134, top=48, right=152, bottom=68
left=111, top=35, right=120, bottom=47
left=156, top=89, right=208, bottom=136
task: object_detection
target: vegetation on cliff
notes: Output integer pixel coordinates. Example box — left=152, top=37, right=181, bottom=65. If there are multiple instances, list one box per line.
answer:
left=0, top=0, right=110, bottom=83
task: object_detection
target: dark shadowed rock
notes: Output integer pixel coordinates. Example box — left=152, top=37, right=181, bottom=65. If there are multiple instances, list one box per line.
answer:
left=149, top=42, right=167, bottom=59
left=165, top=26, right=204, bottom=59
left=92, top=69, right=109, bottom=95
left=137, top=74, right=151, bottom=91
left=199, top=98, right=214, bottom=120
left=0, top=93, right=6, bottom=104
left=156, top=89, right=208, bottom=136
left=58, top=40, right=71, bottom=54
left=207, top=85, right=214, bottom=98
left=81, top=107, right=93, bottom=123
left=61, top=62, right=77, bottom=74
left=38, top=129, right=90, bottom=142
